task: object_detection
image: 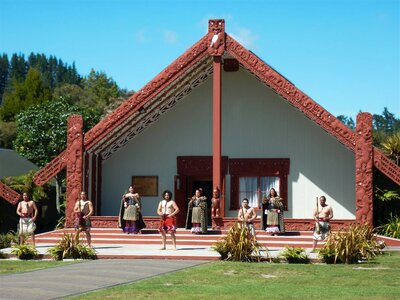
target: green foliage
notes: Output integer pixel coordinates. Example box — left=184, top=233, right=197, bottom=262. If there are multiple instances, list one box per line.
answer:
left=378, top=214, right=400, bottom=239
left=82, top=69, right=122, bottom=114
left=0, top=68, right=52, bottom=121
left=11, top=243, right=38, bottom=260
left=0, top=251, right=6, bottom=259
left=318, top=223, right=383, bottom=264
left=380, top=131, right=400, bottom=165
left=1, top=170, right=47, bottom=202
left=0, top=231, right=18, bottom=249
left=0, top=120, right=17, bottom=148
left=280, top=246, right=309, bottom=264
left=13, top=98, right=99, bottom=167
left=0, top=53, right=9, bottom=100
left=337, top=115, right=355, bottom=130
left=47, top=232, right=96, bottom=260
left=375, top=187, right=400, bottom=202
left=212, top=222, right=265, bottom=262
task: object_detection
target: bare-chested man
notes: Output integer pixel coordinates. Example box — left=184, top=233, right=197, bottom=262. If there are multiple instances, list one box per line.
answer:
left=157, top=190, right=179, bottom=250
left=16, top=192, right=38, bottom=246
left=312, top=195, right=333, bottom=251
left=73, top=191, right=94, bottom=247
left=238, top=198, right=257, bottom=236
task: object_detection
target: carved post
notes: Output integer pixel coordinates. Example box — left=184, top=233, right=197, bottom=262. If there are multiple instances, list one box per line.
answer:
left=208, top=19, right=225, bottom=218
left=355, top=113, right=373, bottom=225
left=65, top=115, right=84, bottom=227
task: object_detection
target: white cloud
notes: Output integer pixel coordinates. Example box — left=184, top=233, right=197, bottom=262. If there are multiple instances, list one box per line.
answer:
left=135, top=30, right=148, bottom=43
left=230, top=27, right=259, bottom=49
left=163, top=30, right=178, bottom=44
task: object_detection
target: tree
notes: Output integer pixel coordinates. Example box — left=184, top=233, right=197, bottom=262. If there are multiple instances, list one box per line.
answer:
left=381, top=131, right=400, bottom=166
left=83, top=69, right=122, bottom=114
left=0, top=53, right=9, bottom=103
left=373, top=107, right=400, bottom=135
left=337, top=115, right=355, bottom=130
left=0, top=68, right=52, bottom=122
left=0, top=121, right=17, bottom=149
left=13, top=98, right=100, bottom=212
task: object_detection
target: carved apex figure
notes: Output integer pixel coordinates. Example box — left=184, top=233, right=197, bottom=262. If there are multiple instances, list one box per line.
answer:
left=208, top=19, right=225, bottom=56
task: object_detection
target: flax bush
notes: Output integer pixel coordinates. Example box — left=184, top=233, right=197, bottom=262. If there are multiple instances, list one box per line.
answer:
left=47, top=232, right=96, bottom=260
left=0, top=231, right=18, bottom=249
left=280, top=246, right=309, bottom=264
left=378, top=214, right=400, bottom=239
left=11, top=243, right=38, bottom=260
left=212, top=222, right=265, bottom=262
left=319, top=223, right=383, bottom=264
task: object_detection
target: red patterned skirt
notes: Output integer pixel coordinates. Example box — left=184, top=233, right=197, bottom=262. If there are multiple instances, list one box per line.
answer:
left=159, top=215, right=176, bottom=234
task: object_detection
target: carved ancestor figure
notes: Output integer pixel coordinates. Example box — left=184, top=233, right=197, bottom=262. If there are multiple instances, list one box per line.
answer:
left=186, top=188, right=208, bottom=234
left=211, top=187, right=221, bottom=218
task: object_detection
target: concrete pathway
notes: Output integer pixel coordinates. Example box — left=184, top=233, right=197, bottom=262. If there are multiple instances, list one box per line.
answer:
left=0, top=259, right=208, bottom=300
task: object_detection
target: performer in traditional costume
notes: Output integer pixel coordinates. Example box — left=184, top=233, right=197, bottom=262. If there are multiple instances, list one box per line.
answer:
left=237, top=198, right=257, bottom=236
left=157, top=190, right=179, bottom=250
left=16, top=192, right=38, bottom=246
left=185, top=188, right=208, bottom=234
left=73, top=191, right=94, bottom=247
left=312, top=195, right=333, bottom=251
left=118, top=186, right=146, bottom=234
left=261, top=188, right=285, bottom=235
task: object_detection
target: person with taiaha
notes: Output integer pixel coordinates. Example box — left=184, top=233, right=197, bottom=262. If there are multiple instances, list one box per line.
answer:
left=312, top=195, right=333, bottom=251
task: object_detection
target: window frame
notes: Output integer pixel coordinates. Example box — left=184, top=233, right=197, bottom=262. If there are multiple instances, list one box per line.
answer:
left=229, top=158, right=289, bottom=210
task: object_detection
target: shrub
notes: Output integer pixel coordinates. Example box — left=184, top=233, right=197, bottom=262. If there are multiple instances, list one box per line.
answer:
left=212, top=222, right=265, bottom=262
left=319, top=223, right=383, bottom=264
left=0, top=231, right=18, bottom=249
left=378, top=214, right=400, bottom=239
left=280, top=246, right=309, bottom=264
left=11, top=243, right=38, bottom=260
left=47, top=232, right=96, bottom=260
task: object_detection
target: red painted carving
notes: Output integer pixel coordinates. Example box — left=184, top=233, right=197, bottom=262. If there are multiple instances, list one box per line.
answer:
left=65, top=115, right=84, bottom=227
left=177, top=156, right=228, bottom=176
left=0, top=182, right=20, bottom=205
left=208, top=19, right=225, bottom=56
left=33, top=150, right=67, bottom=186
left=225, top=34, right=356, bottom=151
left=355, top=113, right=373, bottom=225
left=373, top=148, right=400, bottom=186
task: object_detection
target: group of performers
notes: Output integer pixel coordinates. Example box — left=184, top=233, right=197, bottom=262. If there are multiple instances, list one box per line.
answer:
left=15, top=185, right=333, bottom=252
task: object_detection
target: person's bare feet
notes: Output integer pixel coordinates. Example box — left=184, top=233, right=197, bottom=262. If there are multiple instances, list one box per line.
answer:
left=160, top=247, right=166, bottom=250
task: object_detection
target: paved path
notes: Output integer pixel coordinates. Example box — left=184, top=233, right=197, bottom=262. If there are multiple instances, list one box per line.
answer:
left=0, top=259, right=208, bottom=300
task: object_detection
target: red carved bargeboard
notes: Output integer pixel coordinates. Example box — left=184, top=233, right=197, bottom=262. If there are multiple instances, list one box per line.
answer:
left=65, top=115, right=84, bottom=227
left=355, top=113, right=373, bottom=225
left=373, top=148, right=400, bottom=186
left=33, top=150, right=67, bottom=186
left=0, top=182, right=20, bottom=205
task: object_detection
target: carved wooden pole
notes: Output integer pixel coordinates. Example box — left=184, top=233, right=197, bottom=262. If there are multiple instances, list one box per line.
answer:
left=355, top=112, right=373, bottom=225
left=65, top=115, right=84, bottom=227
left=208, top=19, right=225, bottom=219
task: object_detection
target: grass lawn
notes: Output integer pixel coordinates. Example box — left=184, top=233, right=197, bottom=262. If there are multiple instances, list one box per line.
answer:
left=0, top=260, right=79, bottom=275
left=69, top=252, right=400, bottom=300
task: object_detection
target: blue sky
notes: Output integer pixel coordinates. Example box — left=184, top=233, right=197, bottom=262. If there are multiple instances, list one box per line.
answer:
left=0, top=0, right=399, bottom=119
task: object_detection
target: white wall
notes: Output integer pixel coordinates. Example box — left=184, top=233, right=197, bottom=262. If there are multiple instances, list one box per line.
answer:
left=102, top=67, right=355, bottom=219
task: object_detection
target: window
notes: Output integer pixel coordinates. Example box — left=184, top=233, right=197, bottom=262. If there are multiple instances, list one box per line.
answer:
left=229, top=158, right=289, bottom=210
left=239, top=176, right=280, bottom=208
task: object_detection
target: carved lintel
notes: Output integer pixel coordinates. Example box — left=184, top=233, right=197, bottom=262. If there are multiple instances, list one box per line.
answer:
left=355, top=113, right=373, bottom=225
left=0, top=182, right=20, bottom=205
left=65, top=115, right=84, bottom=227
left=208, top=19, right=225, bottom=56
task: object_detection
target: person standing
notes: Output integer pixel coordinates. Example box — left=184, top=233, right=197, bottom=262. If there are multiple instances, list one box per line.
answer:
left=118, top=185, right=146, bottom=234
left=237, top=198, right=257, bottom=236
left=261, top=188, right=285, bottom=235
left=312, top=195, right=333, bottom=251
left=74, top=191, right=94, bottom=247
left=157, top=190, right=179, bottom=250
left=185, top=188, right=208, bottom=234
left=16, top=192, right=38, bottom=247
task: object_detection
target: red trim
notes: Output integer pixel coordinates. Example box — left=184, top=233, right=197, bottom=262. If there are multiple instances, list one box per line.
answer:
left=91, top=154, right=97, bottom=214
left=83, top=152, right=89, bottom=194
left=213, top=56, right=222, bottom=194
left=97, top=156, right=102, bottom=216
left=0, top=182, right=20, bottom=205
